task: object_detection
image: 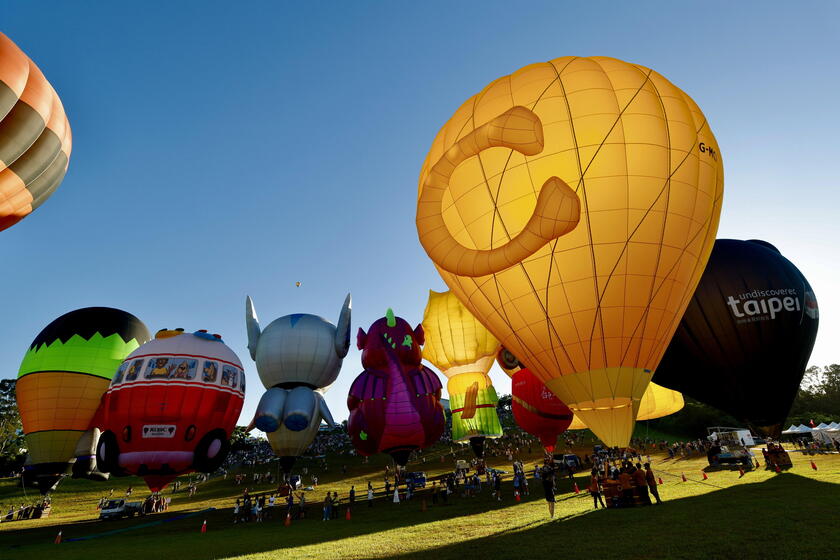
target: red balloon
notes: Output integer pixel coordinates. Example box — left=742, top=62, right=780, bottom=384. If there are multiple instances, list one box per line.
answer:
left=94, top=329, right=245, bottom=491
left=512, top=369, right=573, bottom=452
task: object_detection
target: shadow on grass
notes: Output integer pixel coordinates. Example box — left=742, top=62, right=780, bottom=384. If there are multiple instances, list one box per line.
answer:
left=389, top=473, right=840, bottom=560
left=3, top=471, right=836, bottom=560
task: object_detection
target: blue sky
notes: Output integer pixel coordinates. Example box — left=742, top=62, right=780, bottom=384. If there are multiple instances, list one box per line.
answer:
left=2, top=1, right=839, bottom=425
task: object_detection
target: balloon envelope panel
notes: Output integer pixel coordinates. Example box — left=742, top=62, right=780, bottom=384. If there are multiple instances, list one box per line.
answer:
left=417, top=56, right=723, bottom=447
left=16, top=307, right=149, bottom=491
left=0, top=32, right=72, bottom=232
left=653, top=239, right=818, bottom=436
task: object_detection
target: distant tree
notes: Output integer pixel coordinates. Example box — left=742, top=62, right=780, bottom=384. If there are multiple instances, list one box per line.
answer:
left=787, top=364, right=840, bottom=425
left=0, top=379, right=25, bottom=475
left=496, top=394, right=516, bottom=429
left=0, top=379, right=23, bottom=458
left=230, top=425, right=251, bottom=451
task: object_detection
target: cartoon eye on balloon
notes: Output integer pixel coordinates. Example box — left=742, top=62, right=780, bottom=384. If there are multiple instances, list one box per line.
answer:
left=417, top=56, right=723, bottom=447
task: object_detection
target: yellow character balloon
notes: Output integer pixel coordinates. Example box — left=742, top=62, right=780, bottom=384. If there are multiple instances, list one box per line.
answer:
left=417, top=57, right=723, bottom=446
left=422, top=290, right=502, bottom=456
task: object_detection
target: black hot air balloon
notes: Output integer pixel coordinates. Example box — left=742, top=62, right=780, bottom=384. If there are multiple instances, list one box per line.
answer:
left=653, top=239, right=818, bottom=437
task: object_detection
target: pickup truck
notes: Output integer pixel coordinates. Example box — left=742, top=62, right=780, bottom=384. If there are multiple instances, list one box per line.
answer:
left=99, top=499, right=144, bottom=520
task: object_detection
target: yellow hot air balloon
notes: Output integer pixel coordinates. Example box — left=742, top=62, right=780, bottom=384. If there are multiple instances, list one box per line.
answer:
left=416, top=57, right=723, bottom=447
left=568, top=382, right=684, bottom=431
left=422, top=290, right=503, bottom=455
left=636, top=382, right=684, bottom=421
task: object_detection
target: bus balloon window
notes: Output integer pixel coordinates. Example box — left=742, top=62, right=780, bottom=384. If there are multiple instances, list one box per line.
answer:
left=202, top=361, right=219, bottom=383
left=169, top=359, right=196, bottom=380
left=221, top=365, right=238, bottom=388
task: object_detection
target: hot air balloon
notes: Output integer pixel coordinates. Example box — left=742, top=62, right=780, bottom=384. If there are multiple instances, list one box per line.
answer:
left=95, top=329, right=244, bottom=492
left=348, top=309, right=445, bottom=465
left=653, top=239, right=818, bottom=438
left=15, top=307, right=149, bottom=493
left=245, top=295, right=351, bottom=473
left=0, top=32, right=72, bottom=232
left=511, top=368, right=573, bottom=452
left=422, top=290, right=502, bottom=457
left=416, top=56, right=724, bottom=447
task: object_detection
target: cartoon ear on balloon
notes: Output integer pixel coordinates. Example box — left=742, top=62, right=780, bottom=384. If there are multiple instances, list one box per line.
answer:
left=356, top=327, right=368, bottom=350
left=416, top=106, right=581, bottom=277
left=335, top=293, right=352, bottom=358
left=245, top=296, right=262, bottom=361
left=413, top=323, right=425, bottom=346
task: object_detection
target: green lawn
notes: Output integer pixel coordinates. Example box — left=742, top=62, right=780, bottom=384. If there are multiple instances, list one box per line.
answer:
left=1, top=444, right=838, bottom=560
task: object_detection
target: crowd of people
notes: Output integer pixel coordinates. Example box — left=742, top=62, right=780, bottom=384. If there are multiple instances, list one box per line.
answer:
left=791, top=438, right=840, bottom=453
left=2, top=497, right=50, bottom=522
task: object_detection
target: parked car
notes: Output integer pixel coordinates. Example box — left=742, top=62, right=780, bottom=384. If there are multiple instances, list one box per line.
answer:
left=405, top=471, right=427, bottom=488
left=99, top=499, right=144, bottom=520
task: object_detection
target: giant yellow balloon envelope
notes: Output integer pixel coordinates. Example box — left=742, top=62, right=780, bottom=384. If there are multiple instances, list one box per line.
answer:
left=417, top=57, right=723, bottom=447
left=422, top=290, right=503, bottom=447
left=0, top=33, right=71, bottom=232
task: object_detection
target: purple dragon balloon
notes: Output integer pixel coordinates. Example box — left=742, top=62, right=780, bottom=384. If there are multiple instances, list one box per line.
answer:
left=347, top=309, right=444, bottom=466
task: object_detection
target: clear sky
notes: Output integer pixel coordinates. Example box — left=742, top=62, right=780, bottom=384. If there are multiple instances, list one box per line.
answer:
left=2, top=1, right=839, bottom=426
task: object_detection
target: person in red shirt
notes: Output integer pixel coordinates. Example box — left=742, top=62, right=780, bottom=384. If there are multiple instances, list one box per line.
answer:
left=644, top=463, right=662, bottom=504
left=618, top=468, right=633, bottom=507
left=632, top=463, right=650, bottom=505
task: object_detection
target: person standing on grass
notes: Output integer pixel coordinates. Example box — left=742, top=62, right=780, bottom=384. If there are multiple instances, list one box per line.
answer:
left=368, top=484, right=374, bottom=507
left=633, top=463, right=650, bottom=505
left=541, top=462, right=556, bottom=518
left=297, top=492, right=307, bottom=519
left=323, top=493, right=332, bottom=521
left=589, top=469, right=606, bottom=509
left=349, top=485, right=356, bottom=508
left=644, top=464, right=662, bottom=504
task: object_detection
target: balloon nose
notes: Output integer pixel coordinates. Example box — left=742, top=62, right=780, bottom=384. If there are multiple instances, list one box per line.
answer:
left=284, top=413, right=309, bottom=431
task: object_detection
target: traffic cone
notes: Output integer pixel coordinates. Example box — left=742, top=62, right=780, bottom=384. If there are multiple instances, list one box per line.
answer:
left=738, top=468, right=745, bottom=478
left=658, top=477, right=663, bottom=485
left=775, top=464, right=782, bottom=473
left=573, top=483, right=580, bottom=494
left=201, top=520, right=207, bottom=533
left=811, top=460, right=818, bottom=471
left=515, top=491, right=521, bottom=502
left=54, top=530, right=62, bottom=544
left=284, top=512, right=291, bottom=526
left=681, top=473, right=687, bottom=482
left=393, top=488, right=400, bottom=503
left=702, top=471, right=708, bottom=480
left=345, top=508, right=351, bottom=520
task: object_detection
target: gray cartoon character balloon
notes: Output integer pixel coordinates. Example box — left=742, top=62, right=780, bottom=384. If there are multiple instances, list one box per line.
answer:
left=245, top=294, right=351, bottom=471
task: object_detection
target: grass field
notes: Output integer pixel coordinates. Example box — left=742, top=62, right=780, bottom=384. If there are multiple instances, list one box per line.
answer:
left=1, top=440, right=838, bottom=560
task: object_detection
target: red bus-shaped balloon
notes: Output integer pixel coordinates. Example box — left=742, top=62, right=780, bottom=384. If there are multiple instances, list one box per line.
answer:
left=95, top=329, right=245, bottom=491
